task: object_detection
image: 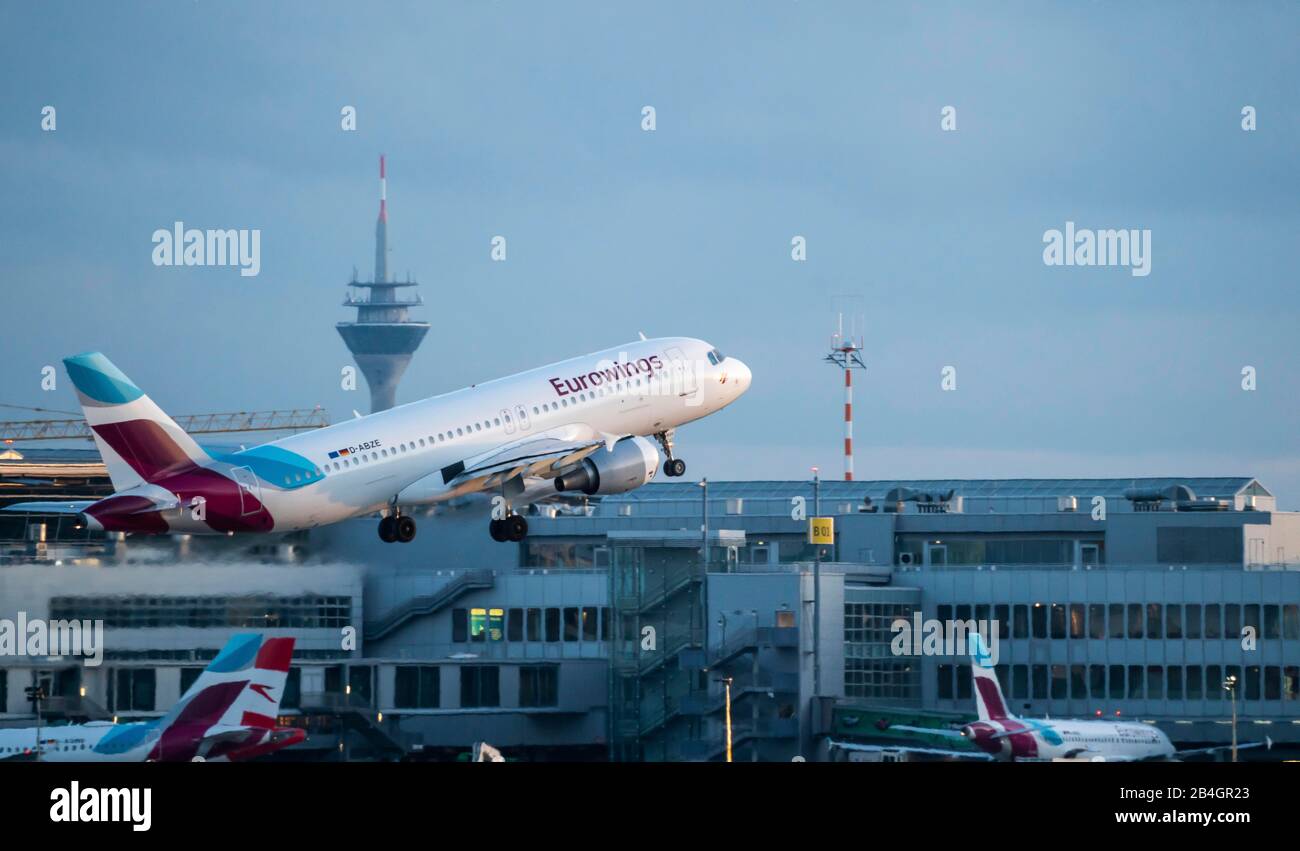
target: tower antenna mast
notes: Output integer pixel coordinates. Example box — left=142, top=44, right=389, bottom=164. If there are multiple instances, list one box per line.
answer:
left=824, top=309, right=867, bottom=481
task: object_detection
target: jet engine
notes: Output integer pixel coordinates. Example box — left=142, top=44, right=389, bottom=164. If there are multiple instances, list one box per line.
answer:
left=554, top=436, right=659, bottom=495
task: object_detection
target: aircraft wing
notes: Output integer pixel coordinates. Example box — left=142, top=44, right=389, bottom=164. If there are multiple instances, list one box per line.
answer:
left=988, top=726, right=1048, bottom=741
left=828, top=740, right=994, bottom=761
left=1171, top=737, right=1272, bottom=761
left=1, top=500, right=97, bottom=514
left=881, top=723, right=965, bottom=739
left=404, top=426, right=628, bottom=503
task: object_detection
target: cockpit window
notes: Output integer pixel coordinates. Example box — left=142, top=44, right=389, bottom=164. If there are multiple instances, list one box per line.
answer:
left=708, top=348, right=725, bottom=364
left=706, top=351, right=718, bottom=366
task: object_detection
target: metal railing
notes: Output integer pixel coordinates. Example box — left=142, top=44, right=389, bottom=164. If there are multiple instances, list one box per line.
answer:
left=343, top=294, right=424, bottom=307
left=363, top=569, right=495, bottom=641
left=899, top=562, right=1300, bottom=573
left=299, top=690, right=375, bottom=712
left=0, top=408, right=331, bottom=442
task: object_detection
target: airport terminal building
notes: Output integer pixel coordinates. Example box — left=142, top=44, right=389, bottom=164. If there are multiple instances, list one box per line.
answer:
left=2, top=449, right=1298, bottom=760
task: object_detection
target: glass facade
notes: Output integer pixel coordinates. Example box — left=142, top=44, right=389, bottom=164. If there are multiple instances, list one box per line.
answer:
left=50, top=595, right=353, bottom=629
left=843, top=588, right=921, bottom=704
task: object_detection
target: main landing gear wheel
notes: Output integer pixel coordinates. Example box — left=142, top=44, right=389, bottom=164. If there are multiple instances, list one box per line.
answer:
left=505, top=514, right=528, bottom=542
left=378, top=515, right=398, bottom=543
left=664, top=458, right=686, bottom=477
left=489, top=515, right=529, bottom=542
left=395, top=515, right=417, bottom=543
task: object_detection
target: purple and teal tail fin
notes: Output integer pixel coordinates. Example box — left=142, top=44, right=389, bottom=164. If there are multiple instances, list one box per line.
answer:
left=969, top=633, right=1012, bottom=722
left=63, top=352, right=211, bottom=490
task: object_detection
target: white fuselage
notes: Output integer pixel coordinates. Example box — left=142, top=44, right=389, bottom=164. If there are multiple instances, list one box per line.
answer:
left=0, top=721, right=154, bottom=763
left=979, top=717, right=1175, bottom=761
left=182, top=336, right=748, bottom=534
left=1042, top=720, right=1175, bottom=761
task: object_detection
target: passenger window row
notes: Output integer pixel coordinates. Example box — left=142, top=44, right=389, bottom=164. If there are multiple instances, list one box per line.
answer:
left=451, top=606, right=609, bottom=644
left=310, top=384, right=628, bottom=480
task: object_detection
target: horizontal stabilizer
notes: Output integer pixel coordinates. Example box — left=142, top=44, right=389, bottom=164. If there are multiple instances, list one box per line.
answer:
left=1, top=500, right=96, bottom=515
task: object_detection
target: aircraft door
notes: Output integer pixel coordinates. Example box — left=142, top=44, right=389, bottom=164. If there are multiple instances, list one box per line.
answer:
left=501, top=408, right=516, bottom=435
left=232, top=466, right=263, bottom=516
left=515, top=404, right=531, bottom=431
left=664, top=346, right=698, bottom=402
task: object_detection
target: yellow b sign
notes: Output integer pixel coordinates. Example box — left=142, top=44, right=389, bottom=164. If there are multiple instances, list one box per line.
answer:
left=808, top=517, right=834, bottom=544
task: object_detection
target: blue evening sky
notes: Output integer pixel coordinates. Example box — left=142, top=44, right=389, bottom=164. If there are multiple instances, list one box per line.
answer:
left=1, top=1, right=1297, bottom=503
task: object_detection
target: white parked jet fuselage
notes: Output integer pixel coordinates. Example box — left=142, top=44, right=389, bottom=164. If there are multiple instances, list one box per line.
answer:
left=0, top=635, right=302, bottom=763
left=836, top=634, right=1270, bottom=762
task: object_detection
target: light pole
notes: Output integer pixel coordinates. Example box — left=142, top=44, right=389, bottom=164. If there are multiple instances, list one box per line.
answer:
left=812, top=467, right=822, bottom=699
left=715, top=675, right=734, bottom=763
left=1223, top=674, right=1238, bottom=762
left=699, top=478, right=708, bottom=569
left=25, top=685, right=46, bottom=761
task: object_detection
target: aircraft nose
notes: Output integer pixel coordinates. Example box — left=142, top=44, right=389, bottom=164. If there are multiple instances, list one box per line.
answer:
left=730, top=358, right=752, bottom=394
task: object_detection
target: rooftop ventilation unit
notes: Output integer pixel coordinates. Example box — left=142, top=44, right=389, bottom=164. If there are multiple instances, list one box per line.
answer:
left=1123, top=484, right=1228, bottom=512
left=883, top=487, right=960, bottom=514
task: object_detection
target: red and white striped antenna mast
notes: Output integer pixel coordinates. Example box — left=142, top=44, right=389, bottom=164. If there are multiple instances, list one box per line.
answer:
left=824, top=306, right=867, bottom=481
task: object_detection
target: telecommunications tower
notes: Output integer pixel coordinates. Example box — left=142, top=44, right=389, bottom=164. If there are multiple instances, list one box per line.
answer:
left=336, top=155, right=430, bottom=413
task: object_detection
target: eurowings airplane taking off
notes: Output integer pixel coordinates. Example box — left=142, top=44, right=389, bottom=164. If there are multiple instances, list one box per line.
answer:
left=832, top=634, right=1271, bottom=762
left=0, top=634, right=303, bottom=762
left=10, top=337, right=750, bottom=543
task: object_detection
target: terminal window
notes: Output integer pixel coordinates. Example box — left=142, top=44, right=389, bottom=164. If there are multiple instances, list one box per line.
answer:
left=179, top=667, right=203, bottom=696
left=519, top=665, right=559, bottom=708
left=460, top=666, right=500, bottom=708
left=845, top=601, right=917, bottom=645
left=110, top=668, right=156, bottom=713
left=1156, top=527, right=1243, bottom=564
left=349, top=666, right=373, bottom=706
left=395, top=666, right=440, bottom=709
left=847, top=658, right=918, bottom=703
left=50, top=594, right=352, bottom=629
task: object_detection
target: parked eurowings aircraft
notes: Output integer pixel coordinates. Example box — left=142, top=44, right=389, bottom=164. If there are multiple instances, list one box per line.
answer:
left=10, top=337, right=750, bottom=543
left=0, top=634, right=303, bottom=762
left=832, top=634, right=1271, bottom=762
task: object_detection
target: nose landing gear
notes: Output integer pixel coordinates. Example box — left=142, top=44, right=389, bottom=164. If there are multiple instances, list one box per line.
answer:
left=654, top=430, right=687, bottom=477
